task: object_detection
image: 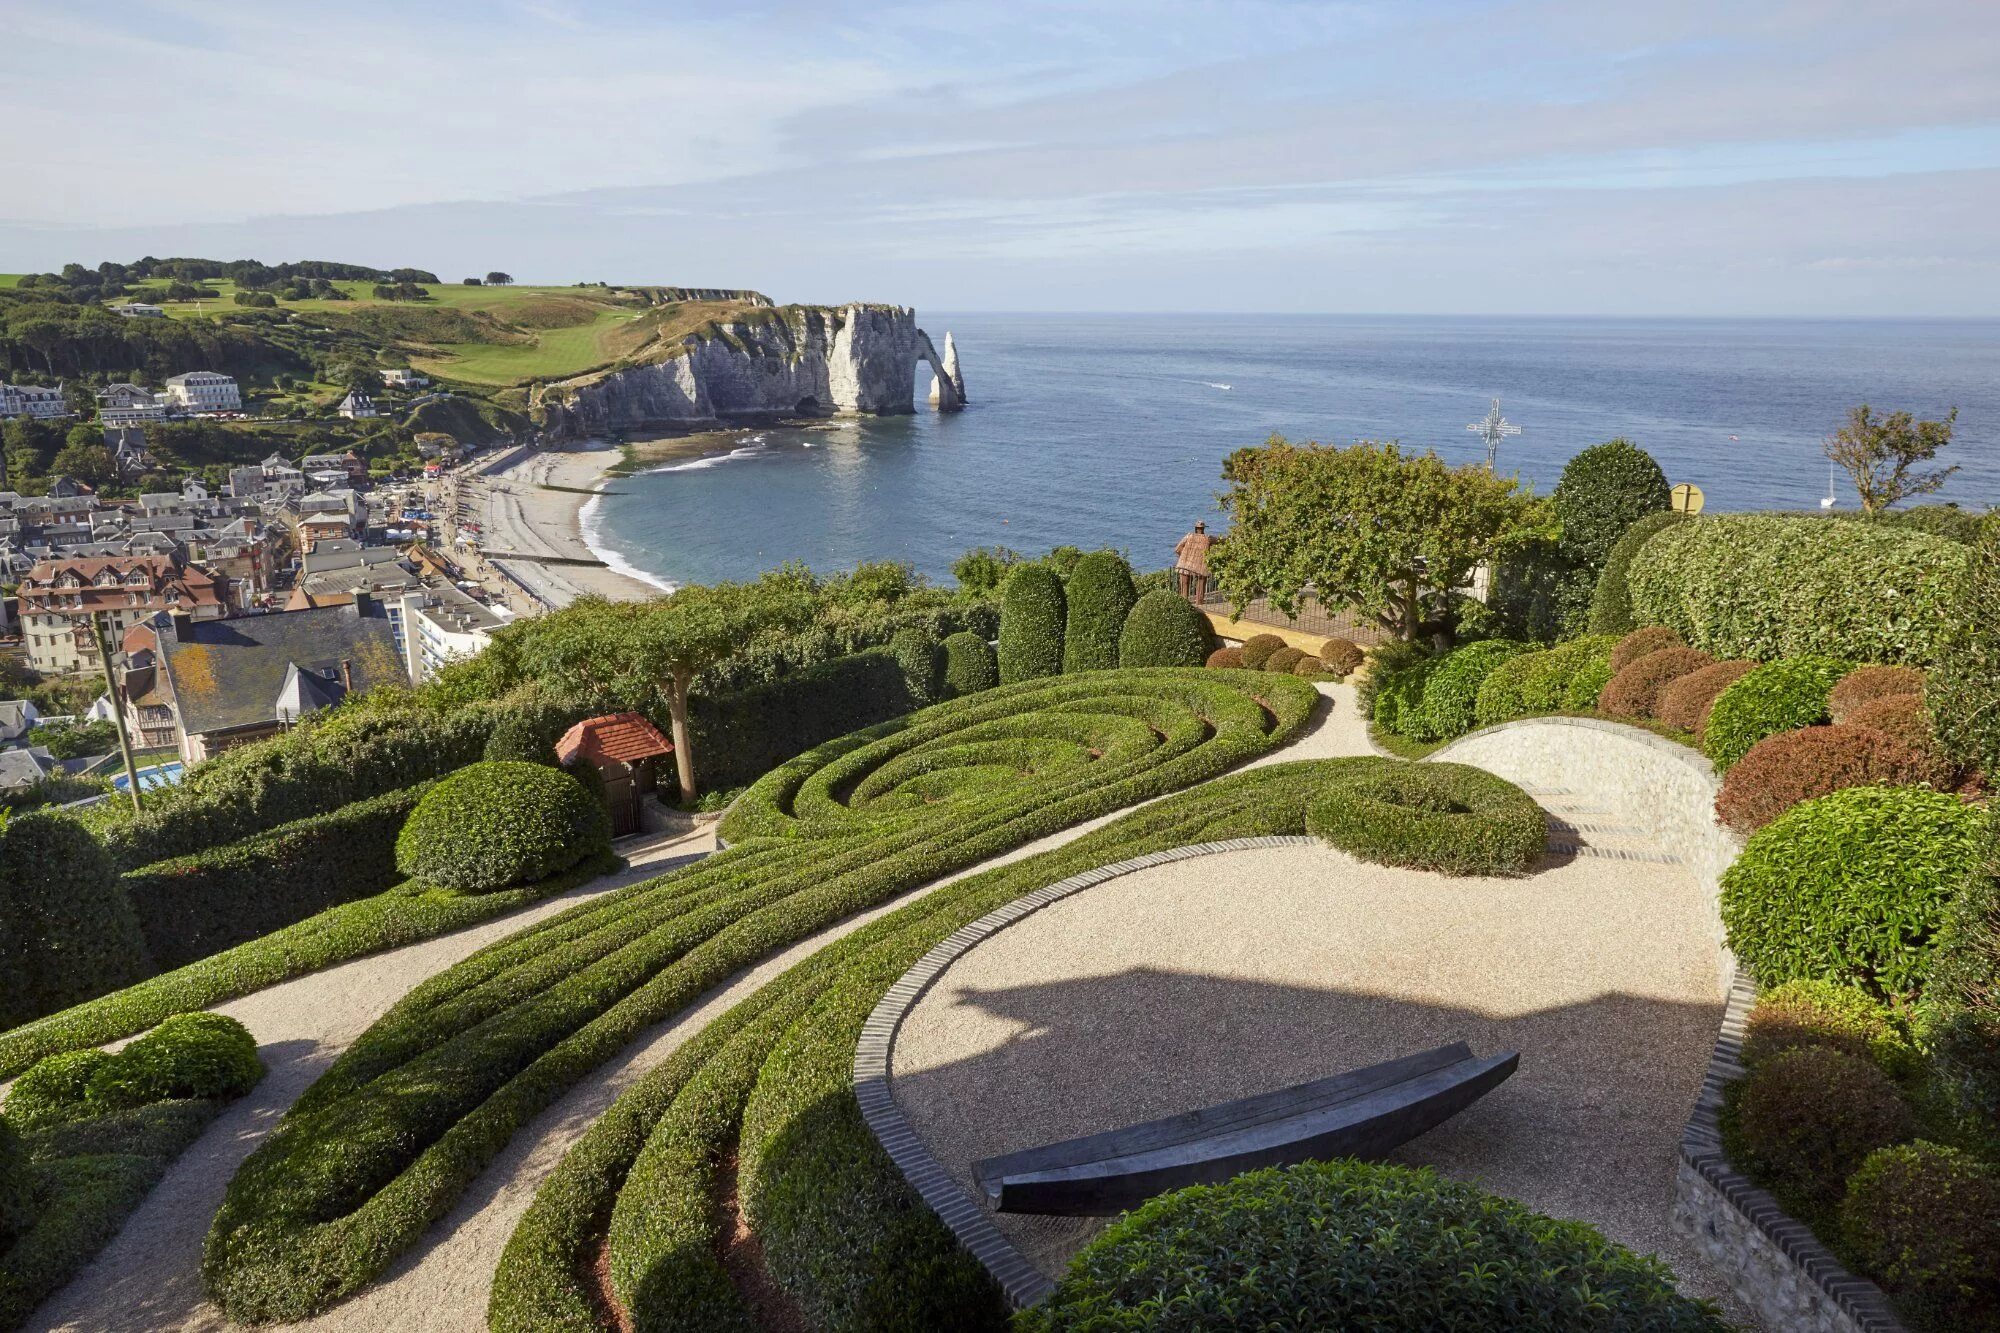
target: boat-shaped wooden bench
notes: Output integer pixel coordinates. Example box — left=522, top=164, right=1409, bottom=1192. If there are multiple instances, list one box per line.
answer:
left=972, top=1041, right=1518, bottom=1215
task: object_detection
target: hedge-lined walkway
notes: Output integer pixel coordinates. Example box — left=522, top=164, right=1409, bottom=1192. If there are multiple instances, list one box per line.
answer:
left=25, top=825, right=716, bottom=1333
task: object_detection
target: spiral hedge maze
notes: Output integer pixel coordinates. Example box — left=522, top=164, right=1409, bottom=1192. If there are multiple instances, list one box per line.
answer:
left=200, top=669, right=1322, bottom=1324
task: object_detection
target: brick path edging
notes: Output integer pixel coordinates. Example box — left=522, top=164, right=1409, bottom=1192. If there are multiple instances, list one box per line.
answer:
left=851, top=837, right=1317, bottom=1309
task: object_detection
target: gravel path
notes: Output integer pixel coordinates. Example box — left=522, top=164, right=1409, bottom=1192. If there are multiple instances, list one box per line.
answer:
left=29, top=686, right=1355, bottom=1331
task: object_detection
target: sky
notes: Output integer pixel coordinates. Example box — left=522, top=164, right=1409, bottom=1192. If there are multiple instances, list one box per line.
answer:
left=4, top=0, right=1999, bottom=314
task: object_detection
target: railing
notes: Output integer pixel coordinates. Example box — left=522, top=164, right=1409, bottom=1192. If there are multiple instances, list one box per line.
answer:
left=1194, top=588, right=1390, bottom=646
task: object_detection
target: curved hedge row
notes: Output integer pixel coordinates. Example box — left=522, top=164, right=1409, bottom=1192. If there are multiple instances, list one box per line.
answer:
left=1628, top=514, right=1969, bottom=666
left=204, top=669, right=1320, bottom=1322
left=1307, top=761, right=1545, bottom=875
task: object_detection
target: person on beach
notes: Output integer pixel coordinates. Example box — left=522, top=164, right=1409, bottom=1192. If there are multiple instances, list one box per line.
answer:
left=1174, top=521, right=1216, bottom=601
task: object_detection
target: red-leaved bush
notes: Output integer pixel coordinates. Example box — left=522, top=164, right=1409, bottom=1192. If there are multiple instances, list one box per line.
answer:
left=1597, top=646, right=1714, bottom=720
left=1829, top=665, right=1926, bottom=724
left=1841, top=693, right=1957, bottom=787
left=1206, top=647, right=1244, bottom=669
left=1608, top=625, right=1685, bottom=673
left=1656, top=659, right=1759, bottom=736
left=1318, top=638, right=1365, bottom=677
left=1715, top=724, right=1942, bottom=833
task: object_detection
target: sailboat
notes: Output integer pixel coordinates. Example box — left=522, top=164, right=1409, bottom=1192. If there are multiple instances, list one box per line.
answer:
left=1820, top=463, right=1837, bottom=511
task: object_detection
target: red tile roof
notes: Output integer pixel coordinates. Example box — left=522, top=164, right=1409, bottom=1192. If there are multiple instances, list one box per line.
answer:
left=555, top=712, right=673, bottom=766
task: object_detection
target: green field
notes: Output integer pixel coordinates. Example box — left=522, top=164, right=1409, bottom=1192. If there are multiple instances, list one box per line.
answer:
left=0, top=273, right=21, bottom=288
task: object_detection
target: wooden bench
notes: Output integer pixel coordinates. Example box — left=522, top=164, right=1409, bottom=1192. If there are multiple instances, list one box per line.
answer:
left=972, top=1041, right=1518, bottom=1215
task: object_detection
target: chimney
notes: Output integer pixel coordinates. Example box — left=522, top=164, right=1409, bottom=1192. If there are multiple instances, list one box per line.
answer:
left=339, top=659, right=353, bottom=692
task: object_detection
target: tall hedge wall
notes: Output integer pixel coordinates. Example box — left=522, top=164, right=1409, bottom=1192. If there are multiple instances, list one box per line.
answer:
left=1930, top=512, right=2000, bottom=781
left=0, top=811, right=153, bottom=1031
left=1588, top=510, right=1685, bottom=636
left=998, top=564, right=1066, bottom=683
left=119, top=784, right=429, bottom=972
left=685, top=648, right=915, bottom=792
left=1628, top=514, right=1969, bottom=665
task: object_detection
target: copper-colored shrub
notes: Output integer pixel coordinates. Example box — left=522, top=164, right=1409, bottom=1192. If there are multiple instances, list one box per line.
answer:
left=1829, top=665, right=1926, bottom=724
left=1657, top=659, right=1758, bottom=736
left=1206, top=647, right=1244, bottom=669
left=1840, top=693, right=1956, bottom=786
left=1608, top=625, right=1684, bottom=673
left=1597, top=646, right=1713, bottom=719
left=1318, top=638, right=1365, bottom=678
left=1239, top=634, right=1286, bottom=670
left=1715, top=723, right=1942, bottom=833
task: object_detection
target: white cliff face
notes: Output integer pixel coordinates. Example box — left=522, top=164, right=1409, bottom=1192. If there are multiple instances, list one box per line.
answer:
left=544, top=304, right=963, bottom=437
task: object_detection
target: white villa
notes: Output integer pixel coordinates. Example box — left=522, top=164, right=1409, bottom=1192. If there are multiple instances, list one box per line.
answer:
left=164, top=371, right=242, bottom=413
left=0, top=383, right=71, bottom=421
left=109, top=303, right=166, bottom=318
left=338, top=390, right=379, bottom=419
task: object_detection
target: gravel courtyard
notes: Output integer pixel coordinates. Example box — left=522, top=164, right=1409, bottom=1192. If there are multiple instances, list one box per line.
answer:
left=890, top=840, right=1732, bottom=1303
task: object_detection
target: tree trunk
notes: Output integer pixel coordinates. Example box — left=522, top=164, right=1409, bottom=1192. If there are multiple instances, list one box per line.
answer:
left=665, top=670, right=697, bottom=801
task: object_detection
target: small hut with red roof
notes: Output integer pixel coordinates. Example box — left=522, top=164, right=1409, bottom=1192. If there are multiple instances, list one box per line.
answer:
left=555, top=712, right=674, bottom=836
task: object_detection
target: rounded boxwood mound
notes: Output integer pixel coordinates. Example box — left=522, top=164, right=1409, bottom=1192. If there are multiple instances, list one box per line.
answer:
left=1291, top=653, right=1325, bottom=676
left=1714, top=724, right=1942, bottom=834
left=1204, top=646, right=1243, bottom=669
left=1060, top=551, right=1137, bottom=674
left=939, top=630, right=998, bottom=698
left=2, top=1049, right=113, bottom=1130
left=1702, top=656, right=1851, bottom=771
left=1720, top=785, right=1986, bottom=996
left=1829, top=665, right=1926, bottom=724
left=1654, top=659, right=1757, bottom=736
left=1318, top=637, right=1364, bottom=677
left=1842, top=694, right=1954, bottom=783
left=395, top=760, right=610, bottom=893
left=1597, top=645, right=1712, bottom=720
left=1021, top=1159, right=1727, bottom=1333
left=888, top=626, right=943, bottom=706
left=84, top=1012, right=263, bottom=1111
left=1308, top=760, right=1546, bottom=876
left=1740, top=979, right=1917, bottom=1079
left=1609, top=625, right=1684, bottom=673
left=1116, top=589, right=1213, bottom=668
left=1727, top=1046, right=1913, bottom=1214
left=1238, top=633, right=1286, bottom=670
left=1472, top=635, right=1620, bottom=726
left=1841, top=1141, right=2000, bottom=1331
left=997, top=564, right=1066, bottom=683
left=1399, top=640, right=1528, bottom=741
left=1263, top=645, right=1306, bottom=674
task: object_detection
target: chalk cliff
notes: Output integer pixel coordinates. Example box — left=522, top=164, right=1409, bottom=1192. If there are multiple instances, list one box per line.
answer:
left=540, top=303, right=964, bottom=438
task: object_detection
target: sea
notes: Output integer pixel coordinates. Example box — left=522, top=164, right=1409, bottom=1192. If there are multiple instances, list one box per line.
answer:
left=581, top=314, right=2000, bottom=590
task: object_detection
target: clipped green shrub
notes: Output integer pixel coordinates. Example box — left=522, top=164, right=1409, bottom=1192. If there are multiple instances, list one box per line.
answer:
left=1629, top=514, right=1970, bottom=666
left=1930, top=513, right=2000, bottom=781
left=1842, top=694, right=1955, bottom=785
left=1919, top=824, right=2000, bottom=1146
left=1588, top=510, right=1685, bottom=635
left=1116, top=590, right=1213, bottom=668
left=1308, top=760, right=1545, bottom=875
left=1358, top=640, right=1430, bottom=727
left=1398, top=640, right=1529, bottom=741
left=1597, top=645, right=1713, bottom=720
left=1369, top=655, right=1439, bottom=736
left=1318, top=637, right=1364, bottom=677
left=481, top=687, right=591, bottom=765
left=1238, top=633, right=1286, bottom=670
left=1021, top=1159, right=1726, bottom=1333
left=940, top=631, right=998, bottom=698
left=120, top=784, right=426, bottom=972
left=1204, top=647, right=1243, bottom=669
left=1264, top=645, right=1306, bottom=674
left=1059, top=551, right=1137, bottom=674
left=1721, top=785, right=1985, bottom=996
left=1740, top=980, right=1918, bottom=1079
left=1472, top=634, right=1620, bottom=726
left=1830, top=665, right=1926, bottom=724
left=1715, top=725, right=1942, bottom=834
left=1553, top=438, right=1671, bottom=630
left=0, top=811, right=153, bottom=1032
left=1727, top=1046, right=1914, bottom=1214
left=686, top=648, right=916, bottom=790
left=1655, top=659, right=1757, bottom=736
left=1841, top=1141, right=2000, bottom=1331
left=888, top=626, right=942, bottom=706
left=3, top=1050, right=113, bottom=1131
left=0, top=1118, right=29, bottom=1249
left=1562, top=652, right=1618, bottom=712
left=394, top=761, right=609, bottom=893
left=997, top=564, right=1066, bottom=683
left=1703, top=656, right=1851, bottom=771
left=1291, top=654, right=1325, bottom=676
left=85, top=1013, right=262, bottom=1111
left=1610, top=625, right=1684, bottom=673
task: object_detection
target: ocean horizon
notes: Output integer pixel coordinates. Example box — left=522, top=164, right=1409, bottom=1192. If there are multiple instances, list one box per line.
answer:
left=583, top=312, right=2000, bottom=589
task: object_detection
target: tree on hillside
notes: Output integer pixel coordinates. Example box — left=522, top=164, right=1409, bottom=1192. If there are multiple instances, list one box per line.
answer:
left=52, top=439, right=116, bottom=488
left=507, top=575, right=817, bottom=798
left=461, top=277, right=483, bottom=286
left=485, top=272, right=513, bottom=286
left=337, top=363, right=381, bottom=395
left=1212, top=437, right=1543, bottom=647
left=1825, top=404, right=1959, bottom=515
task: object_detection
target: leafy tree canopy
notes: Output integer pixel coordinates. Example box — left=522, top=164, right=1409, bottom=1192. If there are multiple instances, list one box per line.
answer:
left=1825, top=403, right=1959, bottom=515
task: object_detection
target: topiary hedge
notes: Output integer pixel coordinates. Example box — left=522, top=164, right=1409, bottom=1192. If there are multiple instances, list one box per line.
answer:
left=1929, top=512, right=2000, bottom=782
left=1725, top=1046, right=1913, bottom=1216
left=1394, top=640, right=1529, bottom=741
left=1841, top=1141, right=2000, bottom=1332
left=940, top=631, right=998, bottom=698
left=997, top=564, right=1066, bottom=683
left=1628, top=514, right=1970, bottom=666
left=1238, top=633, right=1286, bottom=670
left=0, top=1119, right=30, bottom=1250
left=1918, top=822, right=2000, bottom=1150
left=1654, top=659, right=1757, bottom=737
left=1703, top=656, right=1851, bottom=771
left=0, top=811, right=153, bottom=1033
left=1588, top=510, right=1684, bottom=636
left=1291, top=654, right=1325, bottom=676
left=1720, top=785, right=1986, bottom=996
left=1318, top=637, right=1364, bottom=677
left=1472, top=634, right=1620, bottom=726
left=394, top=761, right=609, bottom=893
left=1714, top=725, right=1942, bottom=834
left=1829, top=665, right=1926, bottom=724
left=1842, top=694, right=1955, bottom=785
left=1609, top=625, right=1684, bottom=673
left=1597, top=645, right=1712, bottom=720
left=1060, top=551, right=1137, bottom=674
left=119, top=784, right=427, bottom=972
left=686, top=648, right=915, bottom=790
left=1204, top=646, right=1243, bottom=669
left=1263, top=645, right=1305, bottom=674
left=888, top=626, right=943, bottom=707
left=1553, top=438, right=1671, bottom=631
left=1020, top=1159, right=1726, bottom=1333
left=1740, top=979, right=1917, bottom=1079
left=81, top=1013, right=263, bottom=1113
left=1308, top=760, right=1545, bottom=875
left=1116, top=590, right=1213, bottom=668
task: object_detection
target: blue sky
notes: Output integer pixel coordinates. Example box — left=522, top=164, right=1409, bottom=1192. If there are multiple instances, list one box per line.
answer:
left=4, top=0, right=1998, bottom=313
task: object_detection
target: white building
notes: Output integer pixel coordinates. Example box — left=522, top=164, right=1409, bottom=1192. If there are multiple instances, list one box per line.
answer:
left=381, top=369, right=429, bottom=388
left=96, top=383, right=168, bottom=426
left=0, top=382, right=72, bottom=421
left=337, top=390, right=379, bottom=419
left=110, top=303, right=166, bottom=318
left=397, top=582, right=511, bottom=682
left=163, top=371, right=241, bottom=413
